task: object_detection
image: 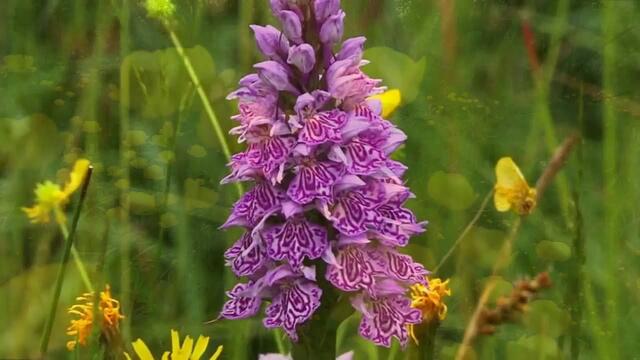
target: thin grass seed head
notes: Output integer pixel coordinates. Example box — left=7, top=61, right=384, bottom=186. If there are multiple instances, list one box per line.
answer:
left=22, top=159, right=90, bottom=225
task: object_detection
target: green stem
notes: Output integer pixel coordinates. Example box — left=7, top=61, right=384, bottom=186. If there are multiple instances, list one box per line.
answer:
left=165, top=27, right=243, bottom=198
left=567, top=85, right=585, bottom=360
left=40, top=167, right=94, bottom=356
left=434, top=190, right=492, bottom=274
left=55, top=210, right=94, bottom=293
left=273, top=330, right=287, bottom=355
left=118, top=0, right=132, bottom=341
left=601, top=1, right=621, bottom=357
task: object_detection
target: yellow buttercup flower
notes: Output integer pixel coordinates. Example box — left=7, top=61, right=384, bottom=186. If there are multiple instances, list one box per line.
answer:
left=369, top=89, right=402, bottom=118
left=408, top=277, right=452, bottom=344
left=66, top=284, right=124, bottom=351
left=125, top=329, right=223, bottom=360
left=494, top=157, right=537, bottom=215
left=22, top=159, right=90, bottom=225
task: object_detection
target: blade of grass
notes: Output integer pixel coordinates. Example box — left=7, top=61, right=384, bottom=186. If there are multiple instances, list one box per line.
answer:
left=117, top=0, right=132, bottom=342
left=165, top=27, right=242, bottom=198
left=40, top=166, right=94, bottom=356
left=601, top=1, right=621, bottom=357
left=434, top=190, right=493, bottom=274
left=54, top=213, right=94, bottom=293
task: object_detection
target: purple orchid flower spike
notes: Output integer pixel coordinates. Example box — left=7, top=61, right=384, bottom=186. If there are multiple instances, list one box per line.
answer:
left=220, top=0, right=430, bottom=350
left=251, top=25, right=290, bottom=61
left=288, top=43, right=316, bottom=74
left=319, top=10, right=346, bottom=45
left=278, top=10, right=304, bottom=44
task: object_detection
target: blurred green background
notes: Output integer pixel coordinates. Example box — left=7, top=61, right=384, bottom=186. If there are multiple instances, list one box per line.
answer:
left=1, top=0, right=639, bottom=359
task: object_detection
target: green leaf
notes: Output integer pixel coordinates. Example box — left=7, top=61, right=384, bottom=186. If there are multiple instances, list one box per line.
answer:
left=121, top=46, right=215, bottom=118
left=427, top=171, right=477, bottom=211
left=363, top=47, right=426, bottom=103
left=536, top=241, right=572, bottom=262
left=523, top=300, right=570, bottom=338
left=506, top=335, right=561, bottom=360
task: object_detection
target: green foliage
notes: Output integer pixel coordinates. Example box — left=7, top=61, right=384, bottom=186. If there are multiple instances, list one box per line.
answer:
left=363, top=47, right=426, bottom=103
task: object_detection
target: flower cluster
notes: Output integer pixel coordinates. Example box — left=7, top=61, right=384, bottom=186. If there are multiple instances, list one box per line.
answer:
left=66, top=284, right=124, bottom=350
left=220, top=0, right=427, bottom=347
left=408, top=277, right=451, bottom=343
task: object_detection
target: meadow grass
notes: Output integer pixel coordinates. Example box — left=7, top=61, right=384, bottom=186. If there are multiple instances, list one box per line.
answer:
left=1, top=0, right=639, bottom=359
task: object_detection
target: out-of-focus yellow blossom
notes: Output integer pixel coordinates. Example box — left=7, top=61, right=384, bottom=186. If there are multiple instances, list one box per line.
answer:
left=408, top=277, right=452, bottom=344
left=369, top=89, right=402, bottom=118
left=66, top=284, right=124, bottom=351
left=145, top=0, right=176, bottom=22
left=125, top=329, right=223, bottom=360
left=494, top=157, right=537, bottom=215
left=22, top=159, right=90, bottom=225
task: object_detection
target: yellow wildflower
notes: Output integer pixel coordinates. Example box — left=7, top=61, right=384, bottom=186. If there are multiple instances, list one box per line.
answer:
left=493, top=157, right=537, bottom=215
left=66, top=284, right=124, bottom=351
left=408, top=277, right=452, bottom=344
left=22, top=159, right=90, bottom=225
left=125, top=329, right=223, bottom=360
left=369, top=89, right=402, bottom=118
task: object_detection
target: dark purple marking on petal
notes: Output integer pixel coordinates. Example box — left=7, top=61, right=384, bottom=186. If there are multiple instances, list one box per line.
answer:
left=357, top=295, right=422, bottom=347
left=329, top=183, right=384, bottom=236
left=287, top=160, right=343, bottom=204
left=298, top=109, right=347, bottom=145
left=264, top=216, right=328, bottom=268
left=343, top=137, right=387, bottom=175
left=263, top=280, right=322, bottom=341
left=222, top=181, right=282, bottom=228
left=367, top=247, right=428, bottom=284
left=221, top=282, right=262, bottom=319
left=224, top=233, right=267, bottom=276
left=326, top=245, right=377, bottom=293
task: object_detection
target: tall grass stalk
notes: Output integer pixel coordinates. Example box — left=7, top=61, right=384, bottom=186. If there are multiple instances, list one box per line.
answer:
left=39, top=166, right=94, bottom=356
left=600, top=0, right=622, bottom=356
left=54, top=212, right=94, bottom=293
left=165, top=28, right=243, bottom=198
left=567, top=86, right=585, bottom=359
left=117, top=0, right=132, bottom=341
left=434, top=190, right=493, bottom=274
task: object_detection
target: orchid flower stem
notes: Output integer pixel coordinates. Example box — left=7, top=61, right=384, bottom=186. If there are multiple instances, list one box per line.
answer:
left=40, top=167, right=94, bottom=357
left=56, top=215, right=94, bottom=293
left=165, top=25, right=243, bottom=198
left=434, top=190, right=493, bottom=274
left=274, top=329, right=287, bottom=355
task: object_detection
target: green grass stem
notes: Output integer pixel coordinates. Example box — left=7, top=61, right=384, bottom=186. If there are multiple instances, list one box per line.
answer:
left=39, top=166, right=94, bottom=356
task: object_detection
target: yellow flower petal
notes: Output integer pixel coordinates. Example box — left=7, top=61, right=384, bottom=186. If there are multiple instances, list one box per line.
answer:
left=494, top=157, right=537, bottom=215
left=133, top=339, right=155, bottom=360
left=191, top=335, right=210, bottom=360
left=62, top=159, right=90, bottom=198
left=210, top=345, right=223, bottom=360
left=179, top=335, right=194, bottom=360
left=171, top=329, right=181, bottom=356
left=369, top=89, right=402, bottom=118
